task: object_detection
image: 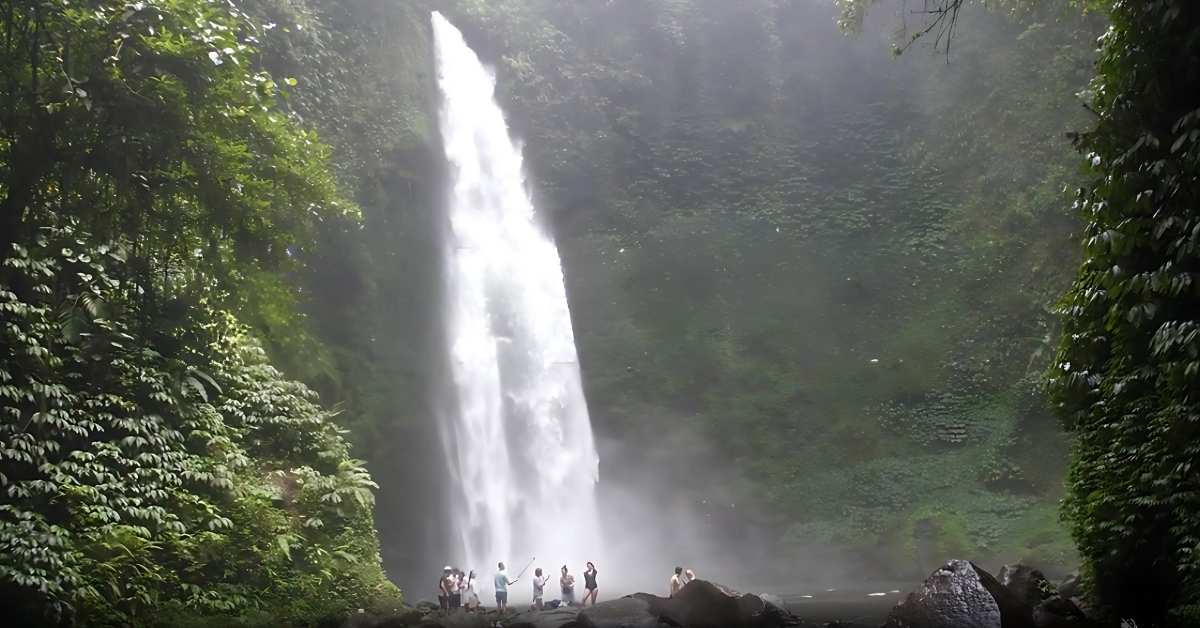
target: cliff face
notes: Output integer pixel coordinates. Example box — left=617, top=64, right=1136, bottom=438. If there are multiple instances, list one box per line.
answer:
left=290, top=0, right=1101, bottom=586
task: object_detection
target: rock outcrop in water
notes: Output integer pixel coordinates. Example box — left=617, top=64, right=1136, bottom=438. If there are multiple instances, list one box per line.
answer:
left=630, top=579, right=805, bottom=628
left=883, top=561, right=1090, bottom=628
left=882, top=560, right=1006, bottom=628
left=578, top=596, right=661, bottom=627
left=998, top=564, right=1089, bottom=628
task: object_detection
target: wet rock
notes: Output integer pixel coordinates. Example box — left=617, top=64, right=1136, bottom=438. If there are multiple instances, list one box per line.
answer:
left=1056, top=573, right=1082, bottom=600
left=758, top=593, right=785, bottom=608
left=578, top=597, right=664, bottom=628
left=975, top=564, right=1036, bottom=628
left=506, top=606, right=585, bottom=628
left=999, top=564, right=1054, bottom=609
left=384, top=609, right=495, bottom=628
left=440, top=611, right=496, bottom=628
left=736, top=590, right=803, bottom=628
left=629, top=580, right=803, bottom=628
left=883, top=560, right=1004, bottom=628
left=1031, top=596, right=1089, bottom=628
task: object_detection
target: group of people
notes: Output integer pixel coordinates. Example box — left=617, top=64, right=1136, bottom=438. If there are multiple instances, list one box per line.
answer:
left=524, top=561, right=599, bottom=610
left=438, top=561, right=697, bottom=613
left=669, top=566, right=697, bottom=597
left=437, top=566, right=480, bottom=612
left=439, top=560, right=599, bottom=614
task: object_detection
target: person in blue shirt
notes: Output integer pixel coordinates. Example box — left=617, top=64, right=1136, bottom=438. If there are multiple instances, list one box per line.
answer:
left=494, top=562, right=514, bottom=610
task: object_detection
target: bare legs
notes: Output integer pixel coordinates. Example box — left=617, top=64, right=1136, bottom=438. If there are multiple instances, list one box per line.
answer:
left=582, top=588, right=598, bottom=606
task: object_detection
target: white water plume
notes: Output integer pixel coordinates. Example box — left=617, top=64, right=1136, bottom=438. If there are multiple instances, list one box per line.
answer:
left=431, top=12, right=602, bottom=590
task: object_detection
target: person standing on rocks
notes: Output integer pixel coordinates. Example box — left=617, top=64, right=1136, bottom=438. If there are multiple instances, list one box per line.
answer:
left=450, top=568, right=463, bottom=610
left=494, top=562, right=514, bottom=611
left=439, top=566, right=454, bottom=611
left=531, top=567, right=548, bottom=610
left=670, top=566, right=685, bottom=597
left=581, top=562, right=599, bottom=607
left=560, top=565, right=577, bottom=606
left=464, top=570, right=480, bottom=611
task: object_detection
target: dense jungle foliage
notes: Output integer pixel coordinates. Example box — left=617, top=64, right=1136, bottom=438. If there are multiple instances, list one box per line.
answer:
left=0, top=0, right=400, bottom=624
left=3, top=0, right=1200, bottom=626
left=1047, top=1, right=1200, bottom=625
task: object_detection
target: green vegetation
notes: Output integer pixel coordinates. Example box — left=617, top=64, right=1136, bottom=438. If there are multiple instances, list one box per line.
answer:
left=1048, top=1, right=1200, bottom=624
left=0, top=0, right=399, bottom=624
left=4, top=0, right=1200, bottom=625
left=1, top=220, right=395, bottom=626
left=432, top=0, right=1099, bottom=579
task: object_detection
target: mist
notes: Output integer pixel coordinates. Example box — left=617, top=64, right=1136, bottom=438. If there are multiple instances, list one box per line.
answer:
left=374, top=0, right=1099, bottom=603
left=14, top=0, right=1199, bottom=626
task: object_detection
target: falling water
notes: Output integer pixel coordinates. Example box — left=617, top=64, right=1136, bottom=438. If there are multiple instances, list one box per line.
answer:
left=431, top=12, right=602, bottom=584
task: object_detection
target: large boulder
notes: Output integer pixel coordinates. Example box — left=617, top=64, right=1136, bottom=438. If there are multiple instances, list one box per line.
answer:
left=976, top=564, right=1037, bottom=628
left=506, top=606, right=585, bottom=628
left=996, top=565, right=1089, bottom=628
left=440, top=611, right=497, bottom=628
left=1031, top=596, right=1089, bottom=628
left=884, top=560, right=1039, bottom=628
left=999, top=564, right=1054, bottom=609
left=1056, top=573, right=1083, bottom=600
left=629, top=580, right=803, bottom=628
left=578, top=597, right=664, bottom=628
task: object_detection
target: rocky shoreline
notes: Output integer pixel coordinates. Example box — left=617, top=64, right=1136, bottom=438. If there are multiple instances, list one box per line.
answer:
left=344, top=561, right=1094, bottom=628
left=882, top=560, right=1089, bottom=628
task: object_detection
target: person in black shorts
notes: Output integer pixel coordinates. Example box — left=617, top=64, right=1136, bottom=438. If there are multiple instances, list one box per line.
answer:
left=438, top=566, right=453, bottom=611
left=581, top=561, right=599, bottom=606
left=450, top=568, right=463, bottom=609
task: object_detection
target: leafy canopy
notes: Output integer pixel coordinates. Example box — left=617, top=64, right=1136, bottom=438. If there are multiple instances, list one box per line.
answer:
left=0, top=220, right=394, bottom=626
left=1048, top=0, right=1200, bottom=624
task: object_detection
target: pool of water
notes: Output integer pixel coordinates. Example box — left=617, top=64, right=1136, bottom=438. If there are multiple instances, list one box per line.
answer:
left=780, top=587, right=903, bottom=626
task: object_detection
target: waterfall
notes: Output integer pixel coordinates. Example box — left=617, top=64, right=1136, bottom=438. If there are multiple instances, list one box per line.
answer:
left=431, top=12, right=602, bottom=584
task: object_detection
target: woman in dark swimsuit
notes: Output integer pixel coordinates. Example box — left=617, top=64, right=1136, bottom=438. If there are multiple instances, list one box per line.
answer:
left=582, top=561, right=598, bottom=607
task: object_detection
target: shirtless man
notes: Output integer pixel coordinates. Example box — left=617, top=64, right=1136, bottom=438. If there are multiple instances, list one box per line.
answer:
left=669, top=566, right=685, bottom=597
